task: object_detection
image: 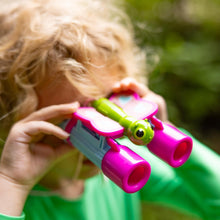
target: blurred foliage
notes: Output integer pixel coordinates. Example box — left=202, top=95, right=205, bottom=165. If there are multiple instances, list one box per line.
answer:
left=141, top=203, right=201, bottom=220
left=125, top=0, right=220, bottom=153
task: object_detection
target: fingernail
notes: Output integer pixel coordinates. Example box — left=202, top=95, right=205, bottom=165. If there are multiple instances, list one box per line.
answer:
left=67, top=102, right=80, bottom=110
left=62, top=131, right=70, bottom=138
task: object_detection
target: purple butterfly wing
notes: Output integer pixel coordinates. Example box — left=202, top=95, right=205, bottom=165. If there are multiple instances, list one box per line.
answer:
left=110, top=92, right=158, bottom=119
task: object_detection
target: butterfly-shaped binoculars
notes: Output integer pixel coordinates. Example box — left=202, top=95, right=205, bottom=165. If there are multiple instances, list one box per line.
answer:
left=61, top=92, right=193, bottom=193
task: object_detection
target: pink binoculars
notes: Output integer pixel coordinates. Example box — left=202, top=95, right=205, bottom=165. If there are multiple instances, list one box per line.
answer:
left=61, top=92, right=193, bottom=193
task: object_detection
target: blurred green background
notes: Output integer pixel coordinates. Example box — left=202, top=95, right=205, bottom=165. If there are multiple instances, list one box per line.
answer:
left=125, top=0, right=220, bottom=219
left=125, top=0, right=220, bottom=154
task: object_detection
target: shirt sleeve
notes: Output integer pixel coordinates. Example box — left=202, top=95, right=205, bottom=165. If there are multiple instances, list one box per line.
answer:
left=118, top=129, right=220, bottom=220
left=0, top=213, right=25, bottom=220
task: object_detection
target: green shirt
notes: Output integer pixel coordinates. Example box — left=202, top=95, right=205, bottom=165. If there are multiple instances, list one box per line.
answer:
left=24, top=175, right=141, bottom=220
left=0, top=130, right=219, bottom=220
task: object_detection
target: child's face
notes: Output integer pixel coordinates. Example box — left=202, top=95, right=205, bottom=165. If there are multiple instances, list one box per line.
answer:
left=35, top=74, right=110, bottom=180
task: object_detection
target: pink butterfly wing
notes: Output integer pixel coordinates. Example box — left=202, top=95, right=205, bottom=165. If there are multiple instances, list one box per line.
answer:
left=110, top=92, right=158, bottom=119
left=74, top=107, right=124, bottom=137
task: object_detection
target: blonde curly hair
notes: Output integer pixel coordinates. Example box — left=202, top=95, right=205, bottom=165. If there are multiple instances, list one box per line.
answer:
left=0, top=0, right=147, bottom=131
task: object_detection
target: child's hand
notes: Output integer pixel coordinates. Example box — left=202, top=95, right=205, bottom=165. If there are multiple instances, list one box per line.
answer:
left=0, top=102, right=79, bottom=215
left=112, top=77, right=168, bottom=122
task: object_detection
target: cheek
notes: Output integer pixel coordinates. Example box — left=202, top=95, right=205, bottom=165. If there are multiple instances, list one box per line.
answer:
left=37, top=90, right=75, bottom=108
left=36, top=78, right=85, bottom=108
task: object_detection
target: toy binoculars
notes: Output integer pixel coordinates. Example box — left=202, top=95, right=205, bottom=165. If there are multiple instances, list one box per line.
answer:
left=61, top=92, right=193, bottom=193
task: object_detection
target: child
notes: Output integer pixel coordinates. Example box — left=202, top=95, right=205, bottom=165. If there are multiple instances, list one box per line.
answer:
left=0, top=0, right=219, bottom=220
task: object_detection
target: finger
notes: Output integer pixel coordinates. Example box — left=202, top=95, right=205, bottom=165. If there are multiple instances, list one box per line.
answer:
left=112, top=77, right=148, bottom=97
left=143, top=91, right=168, bottom=121
left=112, top=77, right=134, bottom=92
left=20, top=121, right=70, bottom=143
left=123, top=81, right=148, bottom=97
left=22, top=102, right=79, bottom=122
